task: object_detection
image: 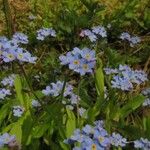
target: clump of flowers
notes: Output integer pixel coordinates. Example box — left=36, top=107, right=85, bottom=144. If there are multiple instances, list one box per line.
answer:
left=0, top=88, right=11, bottom=100
left=0, top=133, right=16, bottom=148
left=31, top=99, right=41, bottom=108
left=12, top=106, right=25, bottom=117
left=142, top=88, right=150, bottom=106
left=1, top=74, right=16, bottom=87
left=80, top=25, right=107, bottom=42
left=78, top=107, right=87, bottom=118
left=0, top=34, right=37, bottom=63
left=36, top=27, right=56, bottom=41
left=104, top=65, right=148, bottom=91
left=59, top=47, right=96, bottom=75
left=65, top=120, right=127, bottom=149
left=42, top=81, right=80, bottom=109
left=110, top=133, right=127, bottom=147
left=12, top=32, right=29, bottom=44
left=134, top=138, right=150, bottom=149
left=120, top=32, right=141, bottom=47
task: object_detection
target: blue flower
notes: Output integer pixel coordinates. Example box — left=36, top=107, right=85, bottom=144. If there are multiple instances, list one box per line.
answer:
left=110, top=133, right=127, bottom=147
left=42, top=86, right=51, bottom=95
left=0, top=35, right=37, bottom=64
left=80, top=29, right=97, bottom=42
left=77, top=61, right=95, bottom=76
left=69, top=93, right=80, bottom=104
left=59, top=52, right=73, bottom=65
left=80, top=25, right=107, bottom=42
left=1, top=74, right=16, bottom=87
left=120, top=32, right=131, bottom=41
left=82, top=125, right=94, bottom=135
left=81, top=137, right=104, bottom=150
left=111, top=75, right=133, bottom=91
left=80, top=48, right=95, bottom=61
left=105, top=65, right=147, bottom=91
left=120, top=32, right=141, bottom=47
left=2, top=50, right=16, bottom=62
left=32, top=99, right=41, bottom=107
left=64, top=120, right=129, bottom=149
left=129, top=36, right=141, bottom=47
left=12, top=32, right=28, bottom=44
left=142, top=88, right=150, bottom=107
left=134, top=138, right=150, bottom=149
left=93, top=128, right=110, bottom=147
left=36, top=28, right=56, bottom=41
left=92, top=26, right=107, bottom=38
left=59, top=47, right=96, bottom=76
left=78, top=107, right=87, bottom=118
left=13, top=106, right=24, bottom=117
left=70, top=129, right=86, bottom=143
left=0, top=133, right=16, bottom=148
left=0, top=88, right=11, bottom=100
left=69, top=55, right=81, bottom=70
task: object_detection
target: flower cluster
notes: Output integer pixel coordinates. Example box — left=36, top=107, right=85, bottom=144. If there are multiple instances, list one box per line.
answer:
left=12, top=32, right=29, bottom=44
left=42, top=81, right=80, bottom=109
left=36, top=27, right=56, bottom=41
left=0, top=133, right=16, bottom=148
left=0, top=88, right=11, bottom=100
left=78, top=107, right=87, bottom=118
left=0, top=34, right=37, bottom=63
left=31, top=99, right=41, bottom=108
left=104, top=65, right=148, bottom=91
left=120, top=32, right=141, bottom=47
left=59, top=47, right=96, bottom=75
left=110, top=133, right=127, bottom=147
left=1, top=74, right=16, bottom=87
left=80, top=26, right=107, bottom=42
left=142, top=88, right=150, bottom=106
left=65, top=120, right=127, bottom=149
left=13, top=106, right=25, bottom=117
left=134, top=138, right=150, bottom=149
left=0, top=74, right=16, bottom=100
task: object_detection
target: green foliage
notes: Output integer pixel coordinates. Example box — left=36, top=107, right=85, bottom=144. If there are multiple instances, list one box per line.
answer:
left=0, top=0, right=149, bottom=149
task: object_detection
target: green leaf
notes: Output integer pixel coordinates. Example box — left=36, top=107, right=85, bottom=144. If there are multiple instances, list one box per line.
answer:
left=66, top=109, right=76, bottom=137
left=59, top=142, right=69, bottom=150
left=0, top=103, right=10, bottom=127
left=119, top=95, right=145, bottom=119
left=14, top=75, right=24, bottom=106
left=143, top=117, right=150, bottom=138
left=32, top=124, right=50, bottom=138
left=10, top=121, right=22, bottom=144
left=95, top=58, right=104, bottom=100
left=22, top=111, right=33, bottom=145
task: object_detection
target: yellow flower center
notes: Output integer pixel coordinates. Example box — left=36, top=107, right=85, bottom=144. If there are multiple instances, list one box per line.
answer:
left=18, top=53, right=23, bottom=59
left=85, top=54, right=90, bottom=59
left=91, top=144, right=97, bottom=150
left=4, top=138, right=10, bottom=143
left=7, top=54, right=14, bottom=59
left=73, top=60, right=80, bottom=65
left=99, top=136, right=104, bottom=143
left=83, top=64, right=88, bottom=70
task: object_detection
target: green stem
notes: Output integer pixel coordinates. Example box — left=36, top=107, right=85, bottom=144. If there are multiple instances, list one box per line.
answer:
left=18, top=63, right=54, bottom=117
left=77, top=77, right=84, bottom=127
left=19, top=64, right=40, bottom=101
